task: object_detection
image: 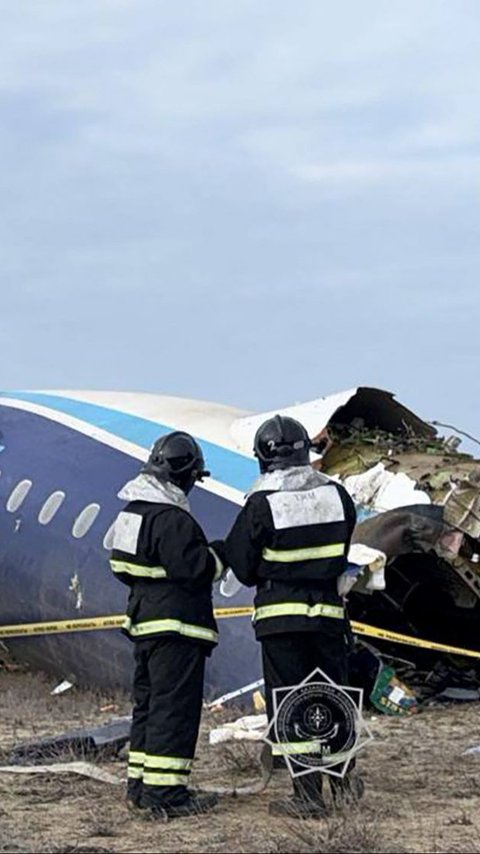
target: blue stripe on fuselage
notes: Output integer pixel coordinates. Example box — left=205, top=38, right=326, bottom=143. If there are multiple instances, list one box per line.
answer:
left=0, top=391, right=258, bottom=494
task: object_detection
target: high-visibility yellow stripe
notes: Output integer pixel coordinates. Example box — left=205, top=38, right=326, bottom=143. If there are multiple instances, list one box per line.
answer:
left=123, top=617, right=219, bottom=644
left=272, top=745, right=353, bottom=766
left=144, top=755, right=192, bottom=771
left=262, top=544, right=345, bottom=562
left=272, top=741, right=323, bottom=756
left=314, top=751, right=353, bottom=767
left=110, top=560, right=167, bottom=580
left=127, top=767, right=143, bottom=780
left=254, top=602, right=344, bottom=622
left=128, top=750, right=145, bottom=765
left=143, top=772, right=188, bottom=787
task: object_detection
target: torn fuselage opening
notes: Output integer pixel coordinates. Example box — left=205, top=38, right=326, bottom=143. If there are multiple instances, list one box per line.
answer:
left=310, top=387, right=447, bottom=477
left=347, top=547, right=480, bottom=702
left=326, top=386, right=436, bottom=439
left=352, top=503, right=480, bottom=671
left=349, top=550, right=480, bottom=655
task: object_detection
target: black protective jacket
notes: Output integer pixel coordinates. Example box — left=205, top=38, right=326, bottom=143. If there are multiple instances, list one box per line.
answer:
left=110, top=475, right=224, bottom=650
left=224, top=466, right=356, bottom=640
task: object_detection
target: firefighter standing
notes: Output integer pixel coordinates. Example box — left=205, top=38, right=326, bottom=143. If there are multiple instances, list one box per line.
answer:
left=110, top=432, right=224, bottom=819
left=224, top=415, right=363, bottom=818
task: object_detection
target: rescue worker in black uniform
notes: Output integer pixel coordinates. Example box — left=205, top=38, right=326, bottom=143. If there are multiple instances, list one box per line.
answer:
left=224, top=415, right=363, bottom=818
left=110, top=432, right=224, bottom=819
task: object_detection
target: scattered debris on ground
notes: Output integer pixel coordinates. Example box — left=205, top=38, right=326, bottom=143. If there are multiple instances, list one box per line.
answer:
left=8, top=717, right=131, bottom=765
left=1, top=669, right=480, bottom=853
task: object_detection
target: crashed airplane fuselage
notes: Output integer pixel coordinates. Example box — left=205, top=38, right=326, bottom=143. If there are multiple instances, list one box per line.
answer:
left=0, top=388, right=479, bottom=702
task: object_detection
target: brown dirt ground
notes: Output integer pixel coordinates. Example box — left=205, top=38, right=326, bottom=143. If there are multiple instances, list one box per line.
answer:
left=1, top=667, right=480, bottom=854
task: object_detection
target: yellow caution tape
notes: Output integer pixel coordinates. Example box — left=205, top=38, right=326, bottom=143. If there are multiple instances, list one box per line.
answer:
left=214, top=606, right=254, bottom=619
left=1, top=608, right=480, bottom=660
left=0, top=615, right=125, bottom=638
left=215, top=609, right=480, bottom=660
left=351, top=620, right=480, bottom=660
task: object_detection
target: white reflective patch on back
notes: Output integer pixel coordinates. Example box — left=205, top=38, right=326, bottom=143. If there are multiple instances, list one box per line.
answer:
left=267, top=486, right=345, bottom=530
left=112, top=511, right=142, bottom=554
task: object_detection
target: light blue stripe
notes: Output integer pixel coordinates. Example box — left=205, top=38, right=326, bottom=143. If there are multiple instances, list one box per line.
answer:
left=0, top=392, right=257, bottom=494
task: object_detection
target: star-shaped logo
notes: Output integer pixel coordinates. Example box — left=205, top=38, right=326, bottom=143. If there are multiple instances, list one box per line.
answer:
left=263, top=667, right=374, bottom=779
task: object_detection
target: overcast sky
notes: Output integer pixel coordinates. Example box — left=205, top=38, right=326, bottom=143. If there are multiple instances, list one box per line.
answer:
left=1, top=1, right=479, bottom=444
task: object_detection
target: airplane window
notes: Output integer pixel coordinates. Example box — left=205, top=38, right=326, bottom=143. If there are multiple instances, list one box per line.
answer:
left=72, top=503, right=101, bottom=538
left=38, top=491, right=66, bottom=525
left=102, top=521, right=116, bottom=550
left=7, top=479, right=33, bottom=512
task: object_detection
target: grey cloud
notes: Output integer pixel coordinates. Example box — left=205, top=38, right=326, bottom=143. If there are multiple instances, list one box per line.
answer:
left=0, top=0, right=478, bottom=443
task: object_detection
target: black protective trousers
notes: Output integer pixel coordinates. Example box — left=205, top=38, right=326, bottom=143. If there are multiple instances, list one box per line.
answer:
left=262, top=630, right=352, bottom=801
left=127, top=635, right=206, bottom=808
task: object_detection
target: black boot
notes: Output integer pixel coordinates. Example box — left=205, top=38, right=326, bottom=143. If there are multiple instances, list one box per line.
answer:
left=143, top=790, right=218, bottom=820
left=126, top=779, right=145, bottom=811
left=268, top=773, right=328, bottom=820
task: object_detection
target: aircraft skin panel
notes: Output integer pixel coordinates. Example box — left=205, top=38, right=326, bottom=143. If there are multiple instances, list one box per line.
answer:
left=35, top=389, right=250, bottom=448
left=0, top=401, right=259, bottom=696
left=2, top=390, right=249, bottom=456
left=0, top=392, right=254, bottom=501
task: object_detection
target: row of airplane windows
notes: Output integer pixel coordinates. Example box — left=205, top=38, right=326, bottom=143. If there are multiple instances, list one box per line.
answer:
left=1, top=472, right=239, bottom=598
left=2, top=476, right=115, bottom=549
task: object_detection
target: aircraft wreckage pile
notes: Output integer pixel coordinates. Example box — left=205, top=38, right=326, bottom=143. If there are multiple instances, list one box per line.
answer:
left=315, top=417, right=480, bottom=710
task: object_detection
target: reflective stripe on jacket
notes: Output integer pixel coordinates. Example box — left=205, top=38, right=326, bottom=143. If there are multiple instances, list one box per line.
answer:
left=224, top=467, right=356, bottom=638
left=110, top=495, right=223, bottom=648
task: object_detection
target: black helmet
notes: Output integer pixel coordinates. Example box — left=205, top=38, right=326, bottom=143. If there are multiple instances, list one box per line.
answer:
left=143, top=431, right=210, bottom=494
left=253, top=415, right=311, bottom=473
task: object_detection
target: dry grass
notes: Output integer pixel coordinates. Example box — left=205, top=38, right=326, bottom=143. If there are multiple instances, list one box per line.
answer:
left=32, top=845, right=117, bottom=854
left=240, top=808, right=405, bottom=853
left=215, top=742, right=262, bottom=776
left=2, top=669, right=480, bottom=853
